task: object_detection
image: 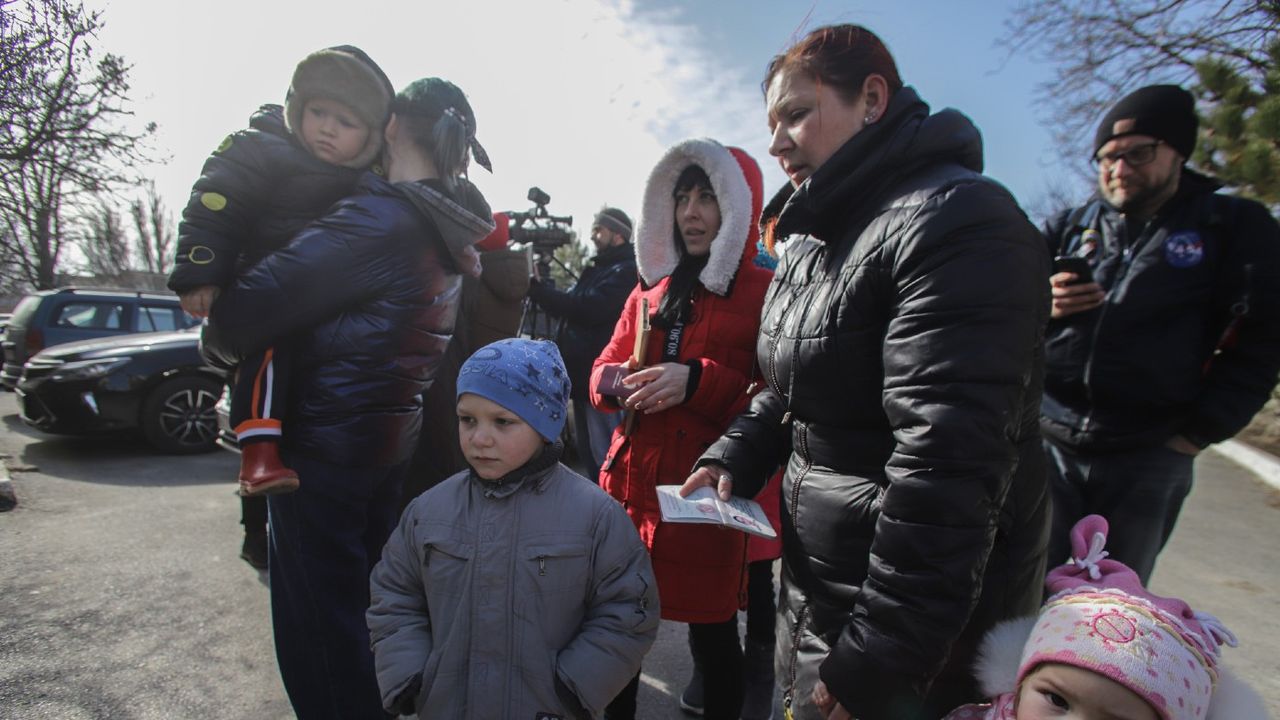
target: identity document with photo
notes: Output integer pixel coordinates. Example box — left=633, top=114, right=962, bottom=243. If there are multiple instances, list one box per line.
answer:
left=655, top=486, right=777, bottom=539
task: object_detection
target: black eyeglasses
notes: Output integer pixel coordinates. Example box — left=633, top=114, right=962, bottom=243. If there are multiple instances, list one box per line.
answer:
left=1093, top=141, right=1162, bottom=170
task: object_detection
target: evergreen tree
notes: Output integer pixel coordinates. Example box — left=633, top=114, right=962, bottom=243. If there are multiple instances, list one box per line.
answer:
left=1001, top=0, right=1278, bottom=177
left=1195, top=37, right=1280, bottom=207
left=550, top=232, right=588, bottom=289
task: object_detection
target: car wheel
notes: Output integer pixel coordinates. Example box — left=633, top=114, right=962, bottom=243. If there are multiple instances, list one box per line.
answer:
left=140, top=376, right=221, bottom=454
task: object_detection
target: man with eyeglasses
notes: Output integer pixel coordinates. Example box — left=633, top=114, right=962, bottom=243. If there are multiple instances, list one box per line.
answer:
left=1040, top=84, right=1280, bottom=583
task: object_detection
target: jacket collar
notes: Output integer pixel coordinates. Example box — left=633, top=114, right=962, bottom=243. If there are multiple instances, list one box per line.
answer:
left=248, top=103, right=288, bottom=136
left=592, top=241, right=634, bottom=268
left=763, top=87, right=984, bottom=243
left=468, top=441, right=563, bottom=499
left=389, top=175, right=496, bottom=256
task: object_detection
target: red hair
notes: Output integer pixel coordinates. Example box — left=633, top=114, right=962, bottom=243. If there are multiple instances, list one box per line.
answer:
left=763, top=24, right=902, bottom=104
left=761, top=24, right=903, bottom=250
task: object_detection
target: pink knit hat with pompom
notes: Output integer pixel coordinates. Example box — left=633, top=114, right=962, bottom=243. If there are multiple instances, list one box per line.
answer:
left=965, top=515, right=1266, bottom=720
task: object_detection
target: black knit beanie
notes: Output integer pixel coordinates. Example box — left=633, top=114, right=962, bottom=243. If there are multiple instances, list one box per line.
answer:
left=1093, top=85, right=1198, bottom=159
left=593, top=207, right=632, bottom=240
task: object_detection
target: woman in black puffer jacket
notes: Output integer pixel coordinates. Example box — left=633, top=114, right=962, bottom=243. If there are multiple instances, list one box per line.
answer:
left=684, top=25, right=1050, bottom=720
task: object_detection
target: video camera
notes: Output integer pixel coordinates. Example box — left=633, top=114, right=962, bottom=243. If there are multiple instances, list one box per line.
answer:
left=507, top=187, right=573, bottom=260
left=507, top=187, right=575, bottom=340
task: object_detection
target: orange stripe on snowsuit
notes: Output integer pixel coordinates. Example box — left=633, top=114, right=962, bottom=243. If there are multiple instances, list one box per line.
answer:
left=251, top=347, right=274, bottom=420
left=234, top=418, right=282, bottom=435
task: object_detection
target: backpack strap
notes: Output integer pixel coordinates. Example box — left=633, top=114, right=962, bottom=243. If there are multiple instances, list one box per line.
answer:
left=1201, top=193, right=1252, bottom=371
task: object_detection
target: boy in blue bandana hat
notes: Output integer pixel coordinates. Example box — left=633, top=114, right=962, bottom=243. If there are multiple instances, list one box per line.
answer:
left=368, top=338, right=659, bottom=719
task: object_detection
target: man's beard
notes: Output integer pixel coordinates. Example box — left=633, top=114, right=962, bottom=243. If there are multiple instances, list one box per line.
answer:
left=1106, top=166, right=1179, bottom=216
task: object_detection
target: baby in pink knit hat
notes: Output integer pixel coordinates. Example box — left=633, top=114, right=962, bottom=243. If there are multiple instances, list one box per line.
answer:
left=944, top=515, right=1267, bottom=720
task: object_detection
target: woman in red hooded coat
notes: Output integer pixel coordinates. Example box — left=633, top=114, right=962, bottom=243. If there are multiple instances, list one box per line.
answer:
left=590, top=138, right=773, bottom=720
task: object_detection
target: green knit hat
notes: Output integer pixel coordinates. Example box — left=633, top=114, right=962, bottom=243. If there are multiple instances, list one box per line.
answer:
left=392, top=77, right=492, bottom=172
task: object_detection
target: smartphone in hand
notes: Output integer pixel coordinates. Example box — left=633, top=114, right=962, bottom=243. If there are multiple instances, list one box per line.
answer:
left=595, top=364, right=633, bottom=397
left=1053, top=256, right=1094, bottom=284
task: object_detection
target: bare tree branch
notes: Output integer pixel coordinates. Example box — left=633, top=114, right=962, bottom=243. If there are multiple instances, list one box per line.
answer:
left=999, top=0, right=1278, bottom=167
left=130, top=181, right=173, bottom=275
left=0, top=0, right=155, bottom=290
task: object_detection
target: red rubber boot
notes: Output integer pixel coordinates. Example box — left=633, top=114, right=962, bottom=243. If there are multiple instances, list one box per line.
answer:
left=238, top=440, right=300, bottom=497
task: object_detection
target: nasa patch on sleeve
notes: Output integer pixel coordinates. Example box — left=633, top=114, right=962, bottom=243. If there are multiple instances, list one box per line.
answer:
left=1163, top=230, right=1205, bottom=268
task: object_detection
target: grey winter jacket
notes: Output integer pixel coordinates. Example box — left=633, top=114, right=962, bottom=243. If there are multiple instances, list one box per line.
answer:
left=367, top=456, right=659, bottom=719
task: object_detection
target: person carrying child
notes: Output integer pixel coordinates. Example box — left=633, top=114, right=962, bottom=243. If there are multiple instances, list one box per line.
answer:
left=938, top=514, right=1267, bottom=720
left=367, top=338, right=659, bottom=719
left=169, top=45, right=394, bottom=497
left=200, top=75, right=496, bottom=719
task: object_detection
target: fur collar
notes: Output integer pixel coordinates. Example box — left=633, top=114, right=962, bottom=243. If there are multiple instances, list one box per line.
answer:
left=634, top=138, right=759, bottom=296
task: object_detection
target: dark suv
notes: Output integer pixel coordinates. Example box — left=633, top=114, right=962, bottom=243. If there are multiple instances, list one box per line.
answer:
left=1, top=288, right=198, bottom=389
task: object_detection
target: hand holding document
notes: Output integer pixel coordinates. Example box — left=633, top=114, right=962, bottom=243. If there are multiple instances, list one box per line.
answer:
left=656, top=485, right=777, bottom=539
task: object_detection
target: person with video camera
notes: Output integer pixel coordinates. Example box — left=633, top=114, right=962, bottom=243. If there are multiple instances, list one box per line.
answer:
left=527, top=207, right=637, bottom=481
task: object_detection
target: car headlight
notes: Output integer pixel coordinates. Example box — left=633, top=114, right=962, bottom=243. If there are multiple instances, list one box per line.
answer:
left=47, top=357, right=130, bottom=381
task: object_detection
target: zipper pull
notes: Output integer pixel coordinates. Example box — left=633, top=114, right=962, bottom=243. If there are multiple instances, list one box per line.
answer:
left=783, top=694, right=794, bottom=720
left=781, top=411, right=792, bottom=425
left=537, top=556, right=546, bottom=576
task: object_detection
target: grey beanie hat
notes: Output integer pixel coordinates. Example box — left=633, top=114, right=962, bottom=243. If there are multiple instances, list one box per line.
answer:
left=284, top=45, right=395, bottom=168
left=593, top=207, right=633, bottom=240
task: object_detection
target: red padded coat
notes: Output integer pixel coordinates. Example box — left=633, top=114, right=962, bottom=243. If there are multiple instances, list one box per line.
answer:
left=589, top=140, right=776, bottom=623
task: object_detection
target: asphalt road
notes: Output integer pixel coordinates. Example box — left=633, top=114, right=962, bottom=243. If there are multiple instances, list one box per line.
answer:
left=0, top=392, right=704, bottom=720
left=1, top=389, right=1277, bottom=718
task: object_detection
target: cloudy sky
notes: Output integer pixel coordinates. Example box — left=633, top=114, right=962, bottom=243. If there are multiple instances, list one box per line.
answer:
left=83, top=0, right=1070, bottom=244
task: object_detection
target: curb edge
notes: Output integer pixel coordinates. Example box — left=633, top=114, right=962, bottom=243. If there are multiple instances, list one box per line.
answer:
left=0, top=460, right=14, bottom=511
left=1211, top=439, right=1280, bottom=492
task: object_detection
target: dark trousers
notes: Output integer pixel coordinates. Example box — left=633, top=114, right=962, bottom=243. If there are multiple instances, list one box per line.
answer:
left=745, top=559, right=777, bottom=644
left=230, top=345, right=290, bottom=440
left=690, top=617, right=745, bottom=719
left=241, top=494, right=267, bottom=535
left=266, top=450, right=405, bottom=720
left=605, top=616, right=744, bottom=720
left=1045, top=438, right=1195, bottom=584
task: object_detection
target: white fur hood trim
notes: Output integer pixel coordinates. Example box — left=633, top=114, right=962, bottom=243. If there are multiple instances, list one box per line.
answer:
left=974, top=615, right=1037, bottom=697
left=1207, top=667, right=1269, bottom=719
left=634, top=138, right=752, bottom=296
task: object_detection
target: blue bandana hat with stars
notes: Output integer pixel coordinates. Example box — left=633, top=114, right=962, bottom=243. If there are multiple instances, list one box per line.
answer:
left=457, top=339, right=571, bottom=443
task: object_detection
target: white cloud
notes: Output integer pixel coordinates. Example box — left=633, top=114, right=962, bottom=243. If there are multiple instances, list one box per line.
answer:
left=87, top=0, right=779, bottom=246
